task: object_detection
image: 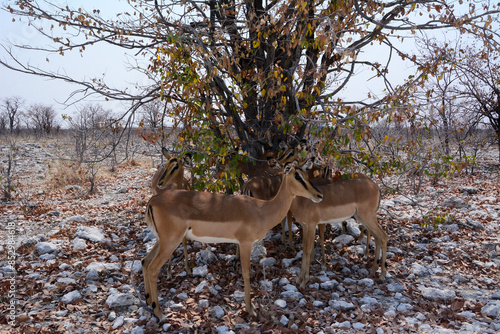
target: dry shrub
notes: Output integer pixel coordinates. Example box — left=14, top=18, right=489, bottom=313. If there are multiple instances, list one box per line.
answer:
left=47, top=160, right=88, bottom=189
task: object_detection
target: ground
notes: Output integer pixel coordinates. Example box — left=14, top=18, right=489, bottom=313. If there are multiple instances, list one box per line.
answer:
left=0, top=137, right=499, bottom=333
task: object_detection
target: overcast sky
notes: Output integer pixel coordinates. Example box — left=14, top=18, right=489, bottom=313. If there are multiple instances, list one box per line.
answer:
left=0, top=1, right=440, bottom=122
left=0, top=0, right=147, bottom=120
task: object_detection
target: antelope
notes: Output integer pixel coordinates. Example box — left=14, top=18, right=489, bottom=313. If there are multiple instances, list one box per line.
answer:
left=242, top=157, right=329, bottom=250
left=142, top=162, right=323, bottom=320
left=148, top=148, right=192, bottom=278
left=291, top=174, right=387, bottom=288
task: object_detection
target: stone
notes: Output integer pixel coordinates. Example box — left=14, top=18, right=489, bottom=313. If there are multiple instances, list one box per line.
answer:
left=209, top=305, right=225, bottom=319
left=61, top=290, right=81, bottom=303
left=36, top=242, right=59, bottom=255
left=329, top=300, right=356, bottom=311
left=481, top=302, right=500, bottom=319
left=274, top=299, right=287, bottom=308
left=71, top=238, right=87, bottom=250
left=419, top=287, right=456, bottom=301
left=192, top=265, right=208, bottom=277
left=74, top=226, right=106, bottom=242
left=333, top=234, right=354, bottom=246
left=106, top=293, right=138, bottom=308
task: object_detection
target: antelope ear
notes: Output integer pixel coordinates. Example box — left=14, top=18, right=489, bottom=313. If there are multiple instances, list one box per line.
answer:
left=182, top=153, right=192, bottom=166
left=283, top=162, right=294, bottom=175
left=162, top=147, right=171, bottom=160
left=267, top=157, right=278, bottom=167
left=301, top=158, right=314, bottom=170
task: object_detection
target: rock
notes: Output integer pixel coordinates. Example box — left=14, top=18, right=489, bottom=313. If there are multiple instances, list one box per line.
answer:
left=106, top=293, right=138, bottom=309
left=251, top=242, right=267, bottom=260
left=86, top=269, right=99, bottom=281
left=196, top=249, right=217, bottom=265
left=334, top=234, right=354, bottom=246
left=419, top=287, right=456, bottom=301
left=329, top=300, right=356, bottom=311
left=231, top=291, right=245, bottom=302
left=125, top=260, right=142, bottom=274
left=274, top=299, right=287, bottom=308
left=481, top=302, right=500, bottom=319
left=36, top=242, right=59, bottom=255
left=63, top=215, right=87, bottom=224
left=410, top=263, right=429, bottom=277
left=460, top=186, right=479, bottom=195
left=112, top=316, right=124, bottom=329
left=74, top=226, right=106, bottom=242
left=199, top=299, right=209, bottom=308
left=279, top=315, right=289, bottom=326
left=359, top=278, right=374, bottom=288
left=442, top=196, right=469, bottom=209
left=387, top=283, right=406, bottom=292
left=320, top=280, right=339, bottom=290
left=71, top=238, right=87, bottom=251
left=61, top=290, right=81, bottom=303
left=209, top=305, right=225, bottom=319
left=195, top=281, right=210, bottom=294
left=360, top=296, right=378, bottom=305
left=260, top=257, right=277, bottom=267
left=260, top=280, right=273, bottom=292
left=192, top=265, right=208, bottom=277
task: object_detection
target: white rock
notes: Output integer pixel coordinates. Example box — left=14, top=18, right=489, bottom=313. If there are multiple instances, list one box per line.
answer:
left=231, top=291, right=245, bottom=302
left=274, top=299, right=287, bottom=308
left=260, top=280, right=273, bottom=291
left=63, top=215, right=88, bottom=224
left=196, top=249, right=217, bottom=265
left=410, top=263, right=429, bottom=276
left=419, top=287, right=456, bottom=301
left=329, top=300, right=356, bottom=311
left=260, top=257, right=277, bottom=267
left=387, top=283, right=405, bottom=292
left=334, top=234, right=354, bottom=246
left=360, top=296, right=378, bottom=305
left=195, top=281, right=210, bottom=293
left=192, top=265, right=208, bottom=277
left=481, top=302, right=500, bottom=318
left=36, top=242, right=59, bottom=255
left=209, top=305, right=225, bottom=319
left=279, top=315, right=289, bottom=326
left=71, top=238, right=87, bottom=251
left=74, top=226, right=106, bottom=242
left=112, top=316, right=124, bottom=329
left=199, top=299, right=209, bottom=309
left=61, top=290, right=81, bottom=303
left=106, top=293, right=138, bottom=308
left=320, top=279, right=339, bottom=290
left=125, top=260, right=142, bottom=274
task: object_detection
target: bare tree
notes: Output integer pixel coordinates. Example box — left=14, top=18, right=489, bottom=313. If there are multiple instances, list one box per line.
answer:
left=27, top=103, right=59, bottom=135
left=1, top=96, right=24, bottom=134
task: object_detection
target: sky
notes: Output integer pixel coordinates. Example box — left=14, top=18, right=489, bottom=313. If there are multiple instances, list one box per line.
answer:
left=0, top=1, right=464, bottom=125
left=0, top=0, right=147, bottom=121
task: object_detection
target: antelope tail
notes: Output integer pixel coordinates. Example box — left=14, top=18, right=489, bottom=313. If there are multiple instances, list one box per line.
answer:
left=145, top=200, right=159, bottom=237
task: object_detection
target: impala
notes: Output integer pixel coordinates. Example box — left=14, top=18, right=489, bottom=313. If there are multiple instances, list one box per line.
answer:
left=142, top=162, right=323, bottom=320
left=147, top=148, right=192, bottom=278
left=291, top=174, right=387, bottom=288
left=242, top=158, right=330, bottom=250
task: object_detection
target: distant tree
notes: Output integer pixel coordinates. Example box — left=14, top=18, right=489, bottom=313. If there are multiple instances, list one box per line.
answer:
left=27, top=103, right=59, bottom=135
left=1, top=96, right=24, bottom=134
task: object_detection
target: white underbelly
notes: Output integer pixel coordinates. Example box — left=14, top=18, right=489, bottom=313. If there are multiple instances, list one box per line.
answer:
left=185, top=229, right=238, bottom=244
left=319, top=216, right=352, bottom=226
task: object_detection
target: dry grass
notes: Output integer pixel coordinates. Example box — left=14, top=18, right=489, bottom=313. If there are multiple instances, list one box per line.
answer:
left=46, top=160, right=89, bottom=189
